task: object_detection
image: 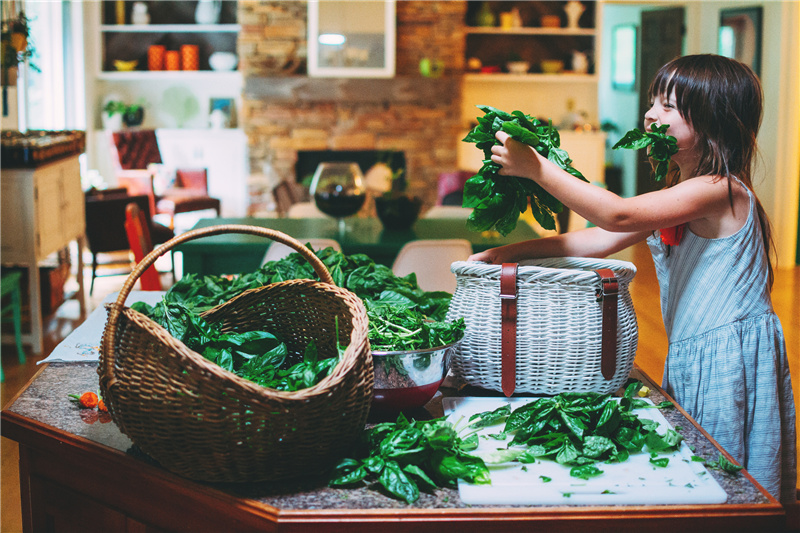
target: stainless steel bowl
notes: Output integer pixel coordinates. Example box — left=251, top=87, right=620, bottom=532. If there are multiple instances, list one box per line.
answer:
left=371, top=339, right=461, bottom=412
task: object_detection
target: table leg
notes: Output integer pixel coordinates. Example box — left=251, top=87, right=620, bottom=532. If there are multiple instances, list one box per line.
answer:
left=26, top=263, right=43, bottom=354
left=76, top=235, right=87, bottom=318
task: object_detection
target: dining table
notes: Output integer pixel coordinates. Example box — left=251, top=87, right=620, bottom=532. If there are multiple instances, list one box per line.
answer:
left=173, top=216, right=539, bottom=276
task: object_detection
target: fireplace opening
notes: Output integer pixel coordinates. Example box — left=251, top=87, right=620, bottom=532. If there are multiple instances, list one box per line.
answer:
left=295, top=150, right=406, bottom=189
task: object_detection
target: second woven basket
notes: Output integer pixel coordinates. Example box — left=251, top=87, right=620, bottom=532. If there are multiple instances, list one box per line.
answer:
left=447, top=257, right=638, bottom=396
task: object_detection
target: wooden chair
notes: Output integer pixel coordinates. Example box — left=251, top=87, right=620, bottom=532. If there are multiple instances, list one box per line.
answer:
left=84, top=190, right=173, bottom=294
left=1, top=270, right=26, bottom=382
left=391, top=239, right=472, bottom=293
left=110, top=131, right=221, bottom=229
left=124, top=203, right=163, bottom=291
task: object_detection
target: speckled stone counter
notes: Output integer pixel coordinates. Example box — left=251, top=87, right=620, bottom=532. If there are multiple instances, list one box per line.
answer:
left=4, top=362, right=771, bottom=514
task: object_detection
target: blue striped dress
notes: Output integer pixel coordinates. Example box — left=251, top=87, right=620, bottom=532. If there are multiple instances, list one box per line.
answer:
left=647, top=179, right=797, bottom=503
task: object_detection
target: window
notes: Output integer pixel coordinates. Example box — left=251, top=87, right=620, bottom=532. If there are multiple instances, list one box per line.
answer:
left=611, top=24, right=637, bottom=92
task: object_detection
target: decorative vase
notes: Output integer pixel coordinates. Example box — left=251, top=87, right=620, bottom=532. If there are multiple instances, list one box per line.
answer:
left=475, top=2, right=496, bottom=27
left=102, top=112, right=123, bottom=131
left=195, top=0, right=222, bottom=24
left=375, top=195, right=423, bottom=232
left=123, top=107, right=144, bottom=128
left=564, top=1, right=585, bottom=29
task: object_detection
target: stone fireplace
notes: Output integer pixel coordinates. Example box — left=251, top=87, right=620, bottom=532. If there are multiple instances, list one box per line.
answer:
left=237, top=1, right=467, bottom=215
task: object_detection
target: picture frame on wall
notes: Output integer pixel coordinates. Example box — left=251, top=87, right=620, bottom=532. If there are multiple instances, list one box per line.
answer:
left=209, top=97, right=236, bottom=128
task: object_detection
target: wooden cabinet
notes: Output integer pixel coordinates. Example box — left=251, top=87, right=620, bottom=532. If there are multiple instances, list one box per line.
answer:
left=0, top=156, right=86, bottom=353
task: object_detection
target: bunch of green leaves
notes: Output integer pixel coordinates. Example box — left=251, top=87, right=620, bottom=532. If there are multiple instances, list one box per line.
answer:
left=131, top=299, right=339, bottom=391
left=692, top=453, right=744, bottom=476
left=612, top=124, right=679, bottom=182
left=329, top=413, right=490, bottom=503
left=461, top=105, right=587, bottom=236
left=457, top=382, right=681, bottom=480
left=134, top=245, right=463, bottom=353
left=367, top=301, right=465, bottom=352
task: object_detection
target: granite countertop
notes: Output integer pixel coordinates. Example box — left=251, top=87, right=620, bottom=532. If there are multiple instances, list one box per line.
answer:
left=4, top=362, right=769, bottom=510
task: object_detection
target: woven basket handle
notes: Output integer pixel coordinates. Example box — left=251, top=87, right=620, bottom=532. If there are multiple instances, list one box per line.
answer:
left=101, top=224, right=335, bottom=387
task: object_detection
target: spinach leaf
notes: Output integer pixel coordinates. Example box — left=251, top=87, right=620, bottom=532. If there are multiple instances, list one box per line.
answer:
left=612, top=124, right=679, bottom=182
left=461, top=105, right=587, bottom=236
left=329, top=414, right=490, bottom=503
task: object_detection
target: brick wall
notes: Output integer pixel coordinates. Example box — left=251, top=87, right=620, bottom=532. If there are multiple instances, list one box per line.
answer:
left=238, top=1, right=467, bottom=215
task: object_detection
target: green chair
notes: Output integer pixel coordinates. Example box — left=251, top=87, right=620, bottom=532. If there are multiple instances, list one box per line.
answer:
left=1, top=271, right=27, bottom=382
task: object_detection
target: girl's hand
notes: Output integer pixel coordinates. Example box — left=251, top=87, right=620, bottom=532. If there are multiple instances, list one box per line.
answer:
left=468, top=244, right=518, bottom=264
left=491, top=131, right=540, bottom=179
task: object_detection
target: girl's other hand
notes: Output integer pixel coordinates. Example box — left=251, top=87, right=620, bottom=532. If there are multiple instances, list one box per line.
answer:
left=491, top=131, right=539, bottom=179
left=468, top=245, right=517, bottom=264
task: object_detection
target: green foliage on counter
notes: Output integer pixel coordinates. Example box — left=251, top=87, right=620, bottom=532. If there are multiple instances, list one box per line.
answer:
left=329, top=413, right=490, bottom=503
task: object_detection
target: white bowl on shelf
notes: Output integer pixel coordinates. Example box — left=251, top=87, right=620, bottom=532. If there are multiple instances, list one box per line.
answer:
left=506, top=61, right=530, bottom=75
left=209, top=52, right=238, bottom=71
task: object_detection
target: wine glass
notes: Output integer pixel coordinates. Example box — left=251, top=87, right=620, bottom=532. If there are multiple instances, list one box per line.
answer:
left=309, top=162, right=367, bottom=238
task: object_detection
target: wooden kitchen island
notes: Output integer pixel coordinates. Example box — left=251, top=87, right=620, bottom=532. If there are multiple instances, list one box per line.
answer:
left=1, top=362, right=786, bottom=533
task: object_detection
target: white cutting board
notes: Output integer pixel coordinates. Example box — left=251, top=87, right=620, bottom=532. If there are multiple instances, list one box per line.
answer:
left=443, top=397, right=728, bottom=506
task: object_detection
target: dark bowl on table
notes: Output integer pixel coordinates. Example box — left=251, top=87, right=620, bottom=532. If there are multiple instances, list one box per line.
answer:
left=371, top=339, right=461, bottom=412
left=375, top=195, right=423, bottom=231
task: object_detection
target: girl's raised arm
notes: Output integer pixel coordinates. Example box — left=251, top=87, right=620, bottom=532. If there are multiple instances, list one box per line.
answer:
left=491, top=131, right=731, bottom=234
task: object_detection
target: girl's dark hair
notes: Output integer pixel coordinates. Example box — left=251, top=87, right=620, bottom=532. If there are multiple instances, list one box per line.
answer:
left=649, top=54, right=775, bottom=286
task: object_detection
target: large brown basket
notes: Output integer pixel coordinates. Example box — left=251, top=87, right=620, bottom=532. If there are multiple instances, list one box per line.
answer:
left=99, top=225, right=373, bottom=483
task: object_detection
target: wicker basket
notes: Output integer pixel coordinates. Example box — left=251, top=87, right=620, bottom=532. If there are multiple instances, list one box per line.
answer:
left=99, top=225, right=373, bottom=483
left=446, top=257, right=638, bottom=395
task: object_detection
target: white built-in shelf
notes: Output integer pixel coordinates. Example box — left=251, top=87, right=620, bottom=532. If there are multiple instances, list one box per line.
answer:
left=464, top=73, right=598, bottom=83
left=100, top=24, right=240, bottom=33
left=98, top=71, right=242, bottom=81
left=465, top=26, right=596, bottom=36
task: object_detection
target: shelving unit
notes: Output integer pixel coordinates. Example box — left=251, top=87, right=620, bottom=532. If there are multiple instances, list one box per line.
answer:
left=99, top=1, right=239, bottom=75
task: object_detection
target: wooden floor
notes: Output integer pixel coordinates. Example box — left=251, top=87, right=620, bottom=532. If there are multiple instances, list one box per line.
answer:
left=1, top=242, right=798, bottom=532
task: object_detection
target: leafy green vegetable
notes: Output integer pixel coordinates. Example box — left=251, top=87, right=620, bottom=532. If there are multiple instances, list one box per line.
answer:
left=461, top=105, right=587, bottom=236
left=130, top=299, right=339, bottom=391
left=461, top=383, right=683, bottom=479
left=133, top=246, right=464, bottom=354
left=329, top=413, right=490, bottom=503
left=704, top=453, right=744, bottom=476
left=612, top=124, right=679, bottom=182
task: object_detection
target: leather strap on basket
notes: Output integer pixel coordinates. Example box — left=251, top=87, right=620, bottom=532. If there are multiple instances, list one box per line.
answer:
left=594, top=268, right=619, bottom=380
left=500, top=263, right=518, bottom=397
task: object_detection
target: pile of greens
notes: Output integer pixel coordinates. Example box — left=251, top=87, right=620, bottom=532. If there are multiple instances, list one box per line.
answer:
left=329, top=383, right=704, bottom=503
left=132, top=298, right=340, bottom=391
left=612, top=124, right=679, bottom=182
left=329, top=413, right=490, bottom=503
left=131, top=246, right=465, bottom=390
left=457, top=382, right=681, bottom=479
left=462, top=105, right=587, bottom=236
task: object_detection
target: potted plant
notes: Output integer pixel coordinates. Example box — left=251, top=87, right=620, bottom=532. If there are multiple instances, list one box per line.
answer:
left=102, top=100, right=126, bottom=130
left=102, top=98, right=146, bottom=130
left=1, top=9, right=38, bottom=86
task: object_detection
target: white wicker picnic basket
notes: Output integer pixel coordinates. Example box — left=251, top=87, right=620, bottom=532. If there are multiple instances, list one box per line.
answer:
left=446, top=257, right=638, bottom=396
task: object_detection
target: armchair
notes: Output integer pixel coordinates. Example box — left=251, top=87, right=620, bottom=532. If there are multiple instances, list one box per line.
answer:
left=110, top=130, right=221, bottom=229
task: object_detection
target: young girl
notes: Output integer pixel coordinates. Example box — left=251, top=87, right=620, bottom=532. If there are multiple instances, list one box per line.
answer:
left=469, top=54, right=796, bottom=504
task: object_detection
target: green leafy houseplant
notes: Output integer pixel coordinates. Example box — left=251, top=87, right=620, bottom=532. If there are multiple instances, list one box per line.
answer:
left=1, top=9, right=39, bottom=84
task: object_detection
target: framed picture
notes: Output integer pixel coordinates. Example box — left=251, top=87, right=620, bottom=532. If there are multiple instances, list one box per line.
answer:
left=307, top=0, right=396, bottom=78
left=209, top=97, right=236, bottom=128
left=719, top=7, right=762, bottom=77
left=611, top=24, right=637, bottom=92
